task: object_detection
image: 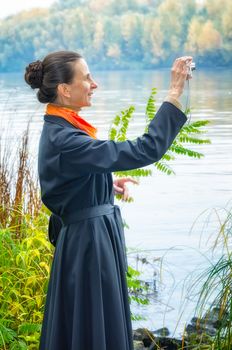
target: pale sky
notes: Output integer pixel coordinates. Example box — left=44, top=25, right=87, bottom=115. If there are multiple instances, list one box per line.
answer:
left=0, top=0, right=57, bottom=19
left=0, top=0, right=205, bottom=20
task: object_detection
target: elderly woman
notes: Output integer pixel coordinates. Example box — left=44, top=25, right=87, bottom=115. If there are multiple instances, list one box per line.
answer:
left=24, top=51, right=192, bottom=350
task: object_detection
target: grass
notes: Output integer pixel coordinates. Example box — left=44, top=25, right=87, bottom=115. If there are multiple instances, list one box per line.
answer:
left=0, top=125, right=54, bottom=349
left=187, top=207, right=232, bottom=350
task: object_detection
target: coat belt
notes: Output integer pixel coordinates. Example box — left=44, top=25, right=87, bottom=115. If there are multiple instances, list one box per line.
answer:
left=49, top=203, right=128, bottom=273
left=61, top=203, right=115, bottom=225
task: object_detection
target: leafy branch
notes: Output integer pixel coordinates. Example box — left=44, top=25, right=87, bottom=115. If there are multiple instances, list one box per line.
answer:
left=109, top=88, right=211, bottom=185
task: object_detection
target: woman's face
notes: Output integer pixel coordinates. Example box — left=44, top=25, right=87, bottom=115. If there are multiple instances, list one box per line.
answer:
left=60, top=58, right=98, bottom=110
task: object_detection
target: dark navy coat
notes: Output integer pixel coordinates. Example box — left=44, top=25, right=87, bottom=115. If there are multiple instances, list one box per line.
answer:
left=38, top=101, right=187, bottom=350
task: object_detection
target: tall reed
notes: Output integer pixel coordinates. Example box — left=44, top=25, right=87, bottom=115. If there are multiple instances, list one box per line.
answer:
left=0, top=124, right=41, bottom=237
left=0, top=124, right=51, bottom=349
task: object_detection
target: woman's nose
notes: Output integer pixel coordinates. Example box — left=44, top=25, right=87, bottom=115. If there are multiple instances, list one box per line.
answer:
left=91, top=80, right=98, bottom=89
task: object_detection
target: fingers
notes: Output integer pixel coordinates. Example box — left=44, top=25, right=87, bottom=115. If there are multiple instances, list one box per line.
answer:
left=173, top=57, right=192, bottom=74
left=113, top=184, right=123, bottom=193
left=120, top=177, right=139, bottom=185
left=174, top=56, right=192, bottom=65
left=123, top=185, right=129, bottom=201
left=113, top=176, right=139, bottom=201
left=114, top=182, right=130, bottom=200
left=173, top=57, right=192, bottom=70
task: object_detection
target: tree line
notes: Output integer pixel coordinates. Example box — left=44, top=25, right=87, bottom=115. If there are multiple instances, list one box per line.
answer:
left=0, top=0, right=231, bottom=72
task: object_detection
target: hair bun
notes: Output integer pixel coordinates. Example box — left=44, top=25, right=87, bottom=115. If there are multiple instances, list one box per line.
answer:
left=24, top=60, right=44, bottom=89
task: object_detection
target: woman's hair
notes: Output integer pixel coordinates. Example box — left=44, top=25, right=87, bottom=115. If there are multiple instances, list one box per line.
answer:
left=24, top=51, right=82, bottom=103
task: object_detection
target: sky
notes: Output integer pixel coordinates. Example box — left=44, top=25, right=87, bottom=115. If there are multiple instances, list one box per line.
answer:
left=0, top=0, right=205, bottom=20
left=0, top=0, right=57, bottom=19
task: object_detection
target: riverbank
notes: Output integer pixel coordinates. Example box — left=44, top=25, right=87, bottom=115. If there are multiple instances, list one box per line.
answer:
left=132, top=306, right=224, bottom=349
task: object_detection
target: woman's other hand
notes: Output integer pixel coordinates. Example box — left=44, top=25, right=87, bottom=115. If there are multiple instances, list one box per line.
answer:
left=113, top=177, right=139, bottom=201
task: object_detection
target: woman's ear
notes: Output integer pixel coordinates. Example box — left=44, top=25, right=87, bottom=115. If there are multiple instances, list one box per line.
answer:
left=57, top=83, right=71, bottom=99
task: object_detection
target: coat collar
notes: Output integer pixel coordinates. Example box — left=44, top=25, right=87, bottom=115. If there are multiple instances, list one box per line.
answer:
left=44, top=114, right=77, bottom=129
left=44, top=115, right=97, bottom=139
left=45, top=104, right=97, bottom=139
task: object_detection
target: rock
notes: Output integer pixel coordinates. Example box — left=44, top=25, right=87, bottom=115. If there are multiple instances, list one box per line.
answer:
left=186, top=324, right=198, bottom=335
left=185, top=306, right=227, bottom=338
left=203, top=307, right=228, bottom=329
left=133, top=340, right=145, bottom=350
left=153, top=327, right=170, bottom=337
left=204, top=326, right=217, bottom=337
left=186, top=323, right=216, bottom=337
left=133, top=328, right=155, bottom=347
left=190, top=316, right=202, bottom=325
left=133, top=328, right=143, bottom=341
left=148, top=337, right=184, bottom=350
left=189, top=316, right=210, bottom=330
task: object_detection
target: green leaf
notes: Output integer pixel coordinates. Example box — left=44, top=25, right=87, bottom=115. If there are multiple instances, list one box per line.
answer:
left=178, top=135, right=211, bottom=144
left=18, top=323, right=41, bottom=335
left=9, top=340, right=28, bottom=350
left=0, top=323, right=17, bottom=346
left=154, top=162, right=175, bottom=175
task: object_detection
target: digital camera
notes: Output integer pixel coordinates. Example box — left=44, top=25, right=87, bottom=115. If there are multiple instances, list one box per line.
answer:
left=188, top=62, right=196, bottom=77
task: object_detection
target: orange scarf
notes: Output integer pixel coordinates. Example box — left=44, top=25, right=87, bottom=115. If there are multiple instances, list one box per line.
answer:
left=45, top=103, right=98, bottom=139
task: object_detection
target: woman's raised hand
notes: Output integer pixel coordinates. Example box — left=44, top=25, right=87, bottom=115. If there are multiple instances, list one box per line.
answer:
left=168, top=56, right=193, bottom=100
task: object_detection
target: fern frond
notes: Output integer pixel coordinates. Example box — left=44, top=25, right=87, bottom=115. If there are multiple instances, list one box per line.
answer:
left=154, top=162, right=175, bottom=175
left=113, top=115, right=121, bottom=126
left=169, top=144, right=204, bottom=158
left=181, top=126, right=205, bottom=134
left=181, top=119, right=209, bottom=133
left=109, top=107, right=135, bottom=141
left=109, top=127, right=117, bottom=140
left=178, top=135, right=211, bottom=144
left=145, top=88, right=157, bottom=132
left=161, top=153, right=175, bottom=161
left=108, top=88, right=210, bottom=179
left=119, top=107, right=135, bottom=141
left=189, top=120, right=210, bottom=128
left=114, top=168, right=152, bottom=177
left=111, top=106, right=135, bottom=142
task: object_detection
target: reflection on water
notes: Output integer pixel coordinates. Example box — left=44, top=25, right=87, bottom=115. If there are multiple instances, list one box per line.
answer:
left=0, top=69, right=231, bottom=336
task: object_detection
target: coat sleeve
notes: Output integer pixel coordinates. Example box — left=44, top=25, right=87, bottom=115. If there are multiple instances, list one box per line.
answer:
left=58, top=101, right=187, bottom=174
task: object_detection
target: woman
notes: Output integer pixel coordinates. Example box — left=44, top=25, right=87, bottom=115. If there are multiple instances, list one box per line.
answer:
left=24, top=51, right=192, bottom=350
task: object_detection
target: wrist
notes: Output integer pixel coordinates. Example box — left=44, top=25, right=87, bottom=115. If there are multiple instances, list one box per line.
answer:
left=168, top=89, right=182, bottom=100
left=164, top=95, right=182, bottom=111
